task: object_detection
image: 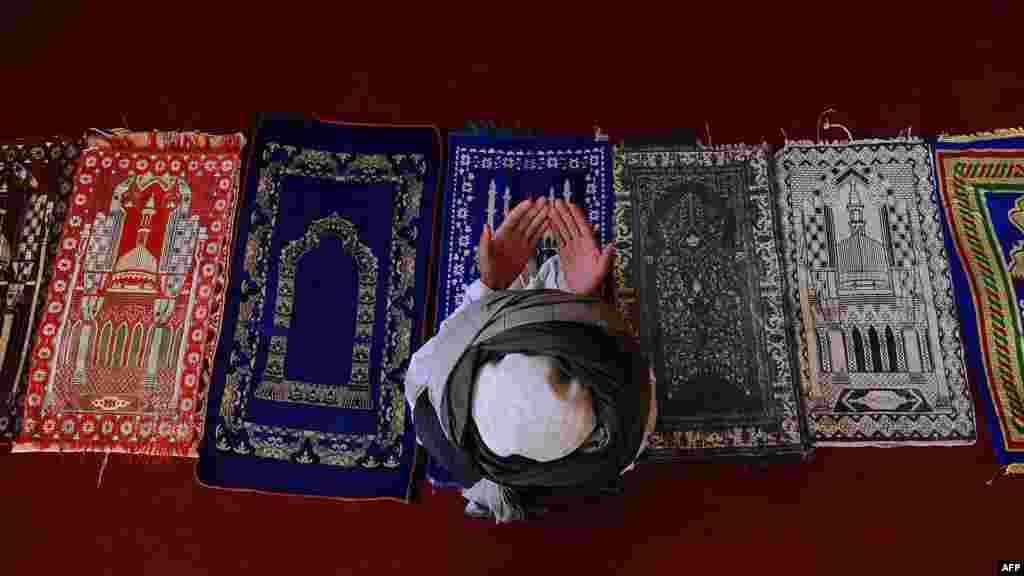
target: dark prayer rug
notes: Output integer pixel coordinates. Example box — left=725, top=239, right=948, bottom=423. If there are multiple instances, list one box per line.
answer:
left=428, top=133, right=614, bottom=487
left=198, top=115, right=438, bottom=499
left=934, top=130, right=1024, bottom=466
left=777, top=139, right=976, bottom=446
left=614, top=144, right=811, bottom=461
left=0, top=140, right=80, bottom=442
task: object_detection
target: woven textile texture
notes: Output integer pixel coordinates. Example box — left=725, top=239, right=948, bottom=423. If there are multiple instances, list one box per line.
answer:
left=198, top=114, right=437, bottom=499
left=934, top=130, right=1024, bottom=468
left=435, top=133, right=614, bottom=321
left=13, top=131, right=245, bottom=456
left=776, top=139, right=976, bottom=446
left=614, top=144, right=810, bottom=461
left=428, top=133, right=613, bottom=487
left=0, top=139, right=80, bottom=441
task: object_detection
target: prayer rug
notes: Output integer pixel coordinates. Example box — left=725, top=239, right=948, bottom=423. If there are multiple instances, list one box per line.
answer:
left=934, top=129, right=1024, bottom=468
left=198, top=114, right=437, bottom=499
left=614, top=144, right=811, bottom=461
left=428, top=133, right=613, bottom=487
left=0, top=139, right=80, bottom=442
left=776, top=139, right=976, bottom=446
left=13, top=131, right=245, bottom=456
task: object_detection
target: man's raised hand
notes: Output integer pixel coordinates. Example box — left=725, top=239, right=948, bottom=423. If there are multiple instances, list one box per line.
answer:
left=549, top=199, right=614, bottom=296
left=479, top=197, right=549, bottom=290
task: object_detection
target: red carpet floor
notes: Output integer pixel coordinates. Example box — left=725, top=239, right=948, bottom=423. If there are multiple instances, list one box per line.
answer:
left=2, top=4, right=1023, bottom=574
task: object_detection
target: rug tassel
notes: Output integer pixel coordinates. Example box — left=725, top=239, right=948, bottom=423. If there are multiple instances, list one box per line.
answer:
left=985, top=465, right=1008, bottom=487
left=97, top=451, right=110, bottom=488
left=817, top=108, right=833, bottom=142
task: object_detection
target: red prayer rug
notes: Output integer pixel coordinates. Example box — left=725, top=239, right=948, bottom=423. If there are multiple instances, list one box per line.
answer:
left=13, top=131, right=245, bottom=456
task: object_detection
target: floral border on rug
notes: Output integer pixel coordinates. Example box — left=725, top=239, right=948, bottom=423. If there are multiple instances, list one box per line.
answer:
left=14, top=132, right=244, bottom=456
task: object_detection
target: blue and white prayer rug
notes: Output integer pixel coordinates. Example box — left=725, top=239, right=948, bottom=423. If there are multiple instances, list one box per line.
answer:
left=428, top=133, right=613, bottom=487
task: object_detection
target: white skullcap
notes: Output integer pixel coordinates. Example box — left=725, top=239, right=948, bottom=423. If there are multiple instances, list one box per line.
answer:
left=472, top=353, right=596, bottom=462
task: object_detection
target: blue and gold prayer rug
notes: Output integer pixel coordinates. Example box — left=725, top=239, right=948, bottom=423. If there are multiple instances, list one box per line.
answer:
left=427, top=133, right=614, bottom=487
left=198, top=115, right=438, bottom=499
left=934, top=130, right=1024, bottom=468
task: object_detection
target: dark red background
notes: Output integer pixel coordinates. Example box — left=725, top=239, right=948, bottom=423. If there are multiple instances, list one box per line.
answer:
left=2, top=3, right=1023, bottom=575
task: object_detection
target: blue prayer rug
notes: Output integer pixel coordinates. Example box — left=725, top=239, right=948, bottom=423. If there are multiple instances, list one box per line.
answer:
left=427, top=133, right=614, bottom=488
left=934, top=130, right=1024, bottom=470
left=198, top=114, right=438, bottom=499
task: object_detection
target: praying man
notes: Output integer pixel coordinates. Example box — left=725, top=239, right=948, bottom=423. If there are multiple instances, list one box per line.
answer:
left=405, top=197, right=657, bottom=522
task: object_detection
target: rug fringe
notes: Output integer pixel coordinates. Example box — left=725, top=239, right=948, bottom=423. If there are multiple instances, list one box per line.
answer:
left=11, top=437, right=198, bottom=459
left=777, top=136, right=923, bottom=155
left=1006, top=463, right=1024, bottom=475
left=986, top=466, right=1009, bottom=486
left=86, top=131, right=246, bottom=153
left=97, top=451, right=110, bottom=488
left=939, top=127, right=1024, bottom=143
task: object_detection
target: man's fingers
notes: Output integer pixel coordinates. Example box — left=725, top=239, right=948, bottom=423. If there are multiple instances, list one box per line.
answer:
left=551, top=215, right=569, bottom=247
left=479, top=224, right=493, bottom=256
left=528, top=219, right=548, bottom=247
left=549, top=200, right=574, bottom=243
left=523, top=202, right=548, bottom=242
left=557, top=200, right=582, bottom=239
left=478, top=225, right=493, bottom=285
left=577, top=244, right=614, bottom=295
left=517, top=196, right=548, bottom=234
left=499, top=198, right=533, bottom=233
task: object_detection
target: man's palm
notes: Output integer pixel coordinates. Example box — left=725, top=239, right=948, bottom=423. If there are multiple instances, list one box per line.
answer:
left=550, top=200, right=613, bottom=295
left=479, top=198, right=549, bottom=290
